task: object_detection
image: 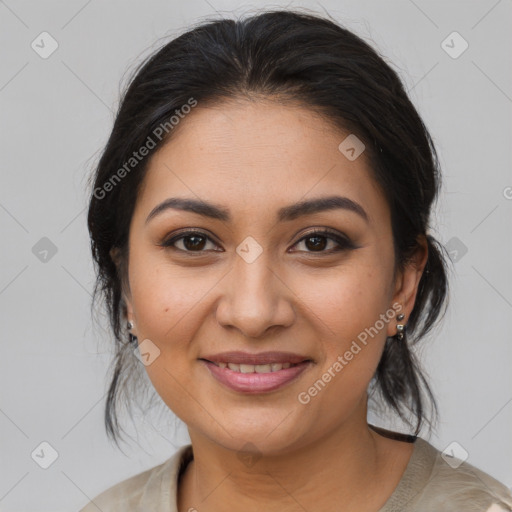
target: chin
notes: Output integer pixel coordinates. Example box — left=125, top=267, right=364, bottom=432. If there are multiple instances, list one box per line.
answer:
left=200, top=420, right=309, bottom=457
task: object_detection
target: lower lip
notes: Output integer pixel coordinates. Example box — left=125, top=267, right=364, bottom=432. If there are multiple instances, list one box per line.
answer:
left=201, top=360, right=312, bottom=394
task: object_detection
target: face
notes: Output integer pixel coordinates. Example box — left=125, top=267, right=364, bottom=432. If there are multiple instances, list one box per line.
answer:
left=121, top=99, right=425, bottom=455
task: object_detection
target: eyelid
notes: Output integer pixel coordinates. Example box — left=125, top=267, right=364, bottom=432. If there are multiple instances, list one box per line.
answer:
left=296, top=227, right=349, bottom=242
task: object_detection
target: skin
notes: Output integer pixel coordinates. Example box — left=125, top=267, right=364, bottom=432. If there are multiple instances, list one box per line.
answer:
left=117, top=98, right=428, bottom=511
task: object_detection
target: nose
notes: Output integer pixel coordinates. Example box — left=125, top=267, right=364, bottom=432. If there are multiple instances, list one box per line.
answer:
left=215, top=250, right=295, bottom=339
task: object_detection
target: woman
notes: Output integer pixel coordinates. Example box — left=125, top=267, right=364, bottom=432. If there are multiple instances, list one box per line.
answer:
left=81, top=9, right=512, bottom=512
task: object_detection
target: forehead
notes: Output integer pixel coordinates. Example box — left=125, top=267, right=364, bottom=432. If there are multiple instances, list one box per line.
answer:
left=135, top=99, right=388, bottom=225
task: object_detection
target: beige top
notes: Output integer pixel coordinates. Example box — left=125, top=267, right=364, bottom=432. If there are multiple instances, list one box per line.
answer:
left=80, top=432, right=512, bottom=512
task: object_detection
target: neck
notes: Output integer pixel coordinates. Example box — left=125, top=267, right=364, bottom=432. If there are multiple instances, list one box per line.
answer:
left=177, top=401, right=402, bottom=512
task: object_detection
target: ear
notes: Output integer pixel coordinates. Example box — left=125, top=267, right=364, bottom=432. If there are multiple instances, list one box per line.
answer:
left=109, top=246, right=135, bottom=329
left=109, top=246, right=120, bottom=266
left=386, top=235, right=428, bottom=337
left=124, top=294, right=135, bottom=325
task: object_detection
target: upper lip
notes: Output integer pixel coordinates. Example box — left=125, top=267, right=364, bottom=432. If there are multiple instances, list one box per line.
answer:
left=200, top=351, right=312, bottom=365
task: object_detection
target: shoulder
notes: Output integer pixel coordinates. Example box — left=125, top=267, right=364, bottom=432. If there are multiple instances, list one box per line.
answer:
left=407, top=437, right=512, bottom=512
left=79, top=444, right=193, bottom=512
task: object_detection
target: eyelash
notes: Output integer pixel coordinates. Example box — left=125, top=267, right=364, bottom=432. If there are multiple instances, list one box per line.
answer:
left=160, top=228, right=356, bottom=255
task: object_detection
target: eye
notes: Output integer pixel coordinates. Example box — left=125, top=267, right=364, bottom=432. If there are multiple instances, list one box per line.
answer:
left=291, top=229, right=356, bottom=254
left=161, top=228, right=356, bottom=254
left=161, top=229, right=221, bottom=253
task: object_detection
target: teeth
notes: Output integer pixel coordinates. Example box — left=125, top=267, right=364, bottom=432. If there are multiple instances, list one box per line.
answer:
left=219, top=362, right=294, bottom=373
left=240, top=364, right=255, bottom=373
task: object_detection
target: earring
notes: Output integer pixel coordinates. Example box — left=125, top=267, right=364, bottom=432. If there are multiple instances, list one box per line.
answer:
left=127, top=320, right=138, bottom=344
left=396, top=313, right=405, bottom=340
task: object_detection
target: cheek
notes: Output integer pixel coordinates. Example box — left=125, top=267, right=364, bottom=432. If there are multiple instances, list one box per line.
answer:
left=299, top=260, right=393, bottom=338
left=127, top=255, right=209, bottom=415
left=129, top=249, right=209, bottom=341
left=294, top=256, right=394, bottom=387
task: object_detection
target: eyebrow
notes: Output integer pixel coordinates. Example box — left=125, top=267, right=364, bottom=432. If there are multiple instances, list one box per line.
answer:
left=145, top=195, right=369, bottom=225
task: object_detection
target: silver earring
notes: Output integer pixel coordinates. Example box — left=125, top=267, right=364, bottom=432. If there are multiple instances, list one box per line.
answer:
left=396, top=313, right=405, bottom=340
left=127, top=321, right=138, bottom=344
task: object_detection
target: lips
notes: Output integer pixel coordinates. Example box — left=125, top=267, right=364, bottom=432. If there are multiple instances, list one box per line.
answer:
left=199, top=351, right=313, bottom=393
left=201, top=359, right=312, bottom=393
left=200, top=351, right=311, bottom=366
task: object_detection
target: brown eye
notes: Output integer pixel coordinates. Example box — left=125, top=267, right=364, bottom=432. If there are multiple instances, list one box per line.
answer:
left=181, top=234, right=207, bottom=251
left=303, top=235, right=329, bottom=251
left=162, top=230, right=220, bottom=252
left=292, top=229, right=356, bottom=254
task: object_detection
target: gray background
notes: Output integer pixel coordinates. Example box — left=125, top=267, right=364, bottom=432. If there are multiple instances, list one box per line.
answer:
left=1, top=0, right=511, bottom=510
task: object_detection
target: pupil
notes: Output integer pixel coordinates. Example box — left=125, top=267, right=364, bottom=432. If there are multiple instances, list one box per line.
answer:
left=185, top=235, right=206, bottom=251
left=306, top=236, right=326, bottom=251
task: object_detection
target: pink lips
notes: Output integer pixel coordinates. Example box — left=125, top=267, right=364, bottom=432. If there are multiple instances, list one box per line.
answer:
left=200, top=359, right=312, bottom=394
